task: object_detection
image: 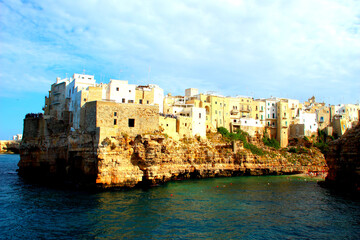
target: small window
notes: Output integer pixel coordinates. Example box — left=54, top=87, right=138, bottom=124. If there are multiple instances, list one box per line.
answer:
left=116, top=87, right=119, bottom=91
left=147, top=100, right=149, bottom=104
left=166, top=124, right=168, bottom=127
left=139, top=99, right=143, bottom=104
left=128, top=119, right=135, bottom=127
left=114, top=119, right=117, bottom=125
left=129, top=90, right=131, bottom=92
left=84, top=98, right=87, bottom=102
left=199, top=113, right=201, bottom=118
left=114, top=112, right=117, bottom=117
left=273, top=113, right=275, bottom=118
left=215, top=101, right=217, bottom=104
left=122, top=98, right=125, bottom=103
left=185, top=123, right=187, bottom=126
left=220, top=103, right=222, bottom=106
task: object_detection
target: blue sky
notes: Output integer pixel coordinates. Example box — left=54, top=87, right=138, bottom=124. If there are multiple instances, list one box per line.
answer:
left=0, top=0, right=360, bottom=139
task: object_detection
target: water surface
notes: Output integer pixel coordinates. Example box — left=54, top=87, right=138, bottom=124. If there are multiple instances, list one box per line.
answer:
left=1, top=154, right=359, bottom=239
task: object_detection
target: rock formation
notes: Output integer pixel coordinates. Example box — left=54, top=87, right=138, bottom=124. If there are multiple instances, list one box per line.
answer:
left=0, top=140, right=20, bottom=154
left=325, top=122, right=360, bottom=193
left=18, top=115, right=327, bottom=188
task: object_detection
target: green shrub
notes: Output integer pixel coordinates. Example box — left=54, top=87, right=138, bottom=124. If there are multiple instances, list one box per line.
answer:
left=288, top=147, right=298, bottom=153
left=262, top=136, right=280, bottom=149
left=314, top=142, right=329, bottom=154
left=217, top=127, right=248, bottom=142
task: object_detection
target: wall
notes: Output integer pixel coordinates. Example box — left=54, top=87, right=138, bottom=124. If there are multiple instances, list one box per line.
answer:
left=81, top=101, right=159, bottom=142
left=159, top=116, right=178, bottom=140
left=106, top=80, right=136, bottom=103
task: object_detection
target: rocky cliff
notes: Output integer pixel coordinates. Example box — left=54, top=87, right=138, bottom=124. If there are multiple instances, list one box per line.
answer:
left=18, top=123, right=327, bottom=188
left=325, top=122, right=360, bottom=193
left=0, top=140, right=20, bottom=154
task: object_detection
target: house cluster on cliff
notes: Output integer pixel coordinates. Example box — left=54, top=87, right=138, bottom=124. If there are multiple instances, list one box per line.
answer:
left=37, top=73, right=359, bottom=147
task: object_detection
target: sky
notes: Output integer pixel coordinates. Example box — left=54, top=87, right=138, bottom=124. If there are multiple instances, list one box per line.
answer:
left=0, top=0, right=360, bottom=139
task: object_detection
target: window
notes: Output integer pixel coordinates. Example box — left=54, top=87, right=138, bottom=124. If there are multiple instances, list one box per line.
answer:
left=114, top=112, right=117, bottom=117
left=215, top=101, right=217, bottom=104
left=128, top=100, right=134, bottom=103
left=185, top=123, right=187, bottom=126
left=199, top=113, right=201, bottom=118
left=128, top=119, right=135, bottom=127
left=272, top=113, right=275, bottom=118
left=114, top=119, right=117, bottom=125
left=215, top=110, right=217, bottom=114
left=220, top=119, right=222, bottom=124
left=84, top=98, right=87, bottom=102
left=219, top=111, right=221, bottom=115
left=147, top=100, right=149, bottom=104
left=122, top=98, right=125, bottom=103
left=116, top=87, right=119, bottom=91
left=166, top=124, right=168, bottom=127
left=139, top=99, right=142, bottom=104
left=129, top=90, right=131, bottom=92
left=220, top=103, right=222, bottom=106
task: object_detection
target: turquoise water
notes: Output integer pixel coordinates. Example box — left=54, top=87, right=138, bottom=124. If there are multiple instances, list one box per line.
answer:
left=1, top=154, right=359, bottom=239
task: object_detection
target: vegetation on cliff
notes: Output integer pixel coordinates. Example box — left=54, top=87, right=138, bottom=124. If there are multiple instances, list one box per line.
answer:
left=217, top=127, right=264, bottom=156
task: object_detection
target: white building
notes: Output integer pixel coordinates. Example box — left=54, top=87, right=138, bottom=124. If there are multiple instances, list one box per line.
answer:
left=12, top=134, right=22, bottom=141
left=106, top=80, right=136, bottom=103
left=265, top=98, right=278, bottom=120
left=168, top=105, right=206, bottom=138
left=299, top=110, right=318, bottom=135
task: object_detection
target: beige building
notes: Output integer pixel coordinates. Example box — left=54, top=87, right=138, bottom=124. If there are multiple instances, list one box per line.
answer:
left=81, top=101, right=159, bottom=142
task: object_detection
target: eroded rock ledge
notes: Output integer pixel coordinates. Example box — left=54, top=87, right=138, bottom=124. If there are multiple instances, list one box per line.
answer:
left=324, top=122, right=360, bottom=193
left=18, top=130, right=327, bottom=189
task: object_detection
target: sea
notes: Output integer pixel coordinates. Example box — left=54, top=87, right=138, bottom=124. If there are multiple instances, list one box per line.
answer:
left=1, top=154, right=359, bottom=239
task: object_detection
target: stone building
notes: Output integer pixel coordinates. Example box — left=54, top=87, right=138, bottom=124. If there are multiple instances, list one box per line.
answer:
left=81, top=101, right=159, bottom=141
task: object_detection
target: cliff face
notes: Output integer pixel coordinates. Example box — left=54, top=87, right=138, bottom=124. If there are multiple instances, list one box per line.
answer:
left=325, top=123, right=360, bottom=192
left=19, top=121, right=327, bottom=188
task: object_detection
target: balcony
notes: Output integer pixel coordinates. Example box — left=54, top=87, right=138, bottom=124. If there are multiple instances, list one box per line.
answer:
left=230, top=109, right=239, bottom=115
left=240, top=108, right=251, bottom=112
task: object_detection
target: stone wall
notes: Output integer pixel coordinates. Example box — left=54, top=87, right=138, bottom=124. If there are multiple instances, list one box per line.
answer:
left=81, top=101, right=159, bottom=141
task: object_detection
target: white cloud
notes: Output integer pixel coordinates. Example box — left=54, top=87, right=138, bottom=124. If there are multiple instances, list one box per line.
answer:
left=0, top=0, right=359, bottom=103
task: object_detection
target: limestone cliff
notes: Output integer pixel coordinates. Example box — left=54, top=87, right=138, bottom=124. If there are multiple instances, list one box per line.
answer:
left=325, top=122, right=360, bottom=193
left=18, top=117, right=327, bottom=188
